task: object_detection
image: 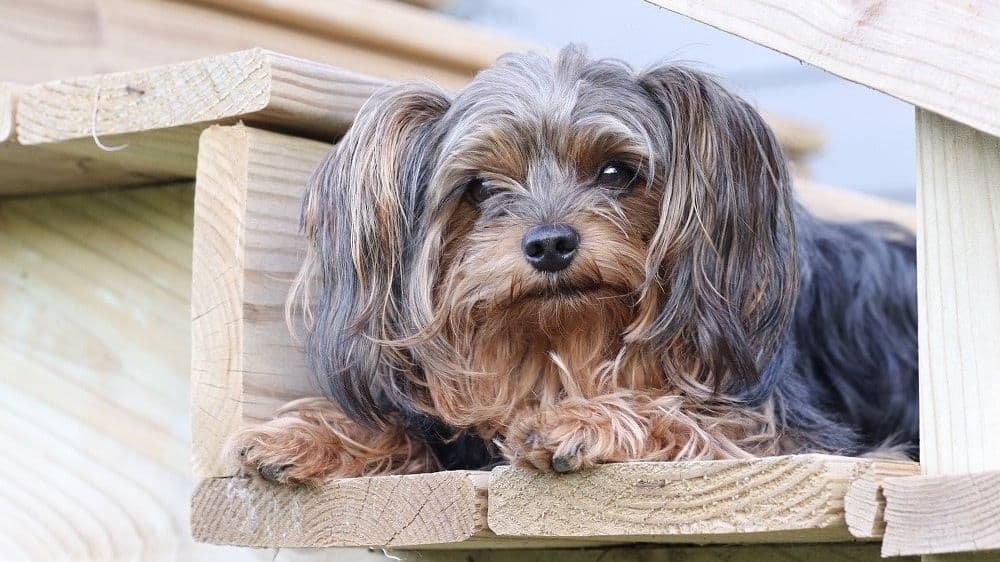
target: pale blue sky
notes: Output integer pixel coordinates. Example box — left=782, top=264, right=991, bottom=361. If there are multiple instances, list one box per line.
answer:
left=450, top=0, right=916, bottom=202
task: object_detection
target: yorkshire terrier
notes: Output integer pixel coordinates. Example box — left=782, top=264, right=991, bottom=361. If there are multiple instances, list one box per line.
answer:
left=231, top=45, right=917, bottom=485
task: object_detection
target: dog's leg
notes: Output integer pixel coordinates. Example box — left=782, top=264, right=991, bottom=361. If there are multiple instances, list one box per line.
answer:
left=227, top=397, right=439, bottom=485
left=502, top=393, right=759, bottom=472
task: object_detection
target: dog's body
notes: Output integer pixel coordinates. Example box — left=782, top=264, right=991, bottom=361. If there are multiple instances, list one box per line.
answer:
left=233, top=46, right=917, bottom=484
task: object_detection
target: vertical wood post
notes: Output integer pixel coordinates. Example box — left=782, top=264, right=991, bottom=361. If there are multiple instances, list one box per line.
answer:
left=916, top=109, right=1000, bottom=478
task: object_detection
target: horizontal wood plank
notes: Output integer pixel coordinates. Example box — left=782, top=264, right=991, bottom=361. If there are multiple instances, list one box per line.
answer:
left=0, top=82, right=18, bottom=143
left=16, top=48, right=383, bottom=145
left=192, top=471, right=491, bottom=548
left=488, top=455, right=906, bottom=543
left=881, top=472, right=1000, bottom=556
left=843, top=460, right=920, bottom=538
left=647, top=1, right=1000, bottom=138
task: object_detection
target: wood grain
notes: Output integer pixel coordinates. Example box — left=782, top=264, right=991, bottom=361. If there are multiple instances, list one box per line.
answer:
left=488, top=455, right=900, bottom=543
left=914, top=111, right=1000, bottom=477
left=0, top=82, right=18, bottom=143
left=192, top=471, right=490, bottom=548
left=0, top=183, right=271, bottom=561
left=191, top=124, right=328, bottom=479
left=881, top=472, right=1000, bottom=557
left=16, top=48, right=383, bottom=145
left=184, top=0, right=535, bottom=74
left=844, top=460, right=920, bottom=538
left=0, top=0, right=473, bottom=88
left=646, top=1, right=1000, bottom=138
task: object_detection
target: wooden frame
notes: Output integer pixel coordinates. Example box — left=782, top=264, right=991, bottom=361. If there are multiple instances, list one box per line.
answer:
left=647, top=2, right=1000, bottom=557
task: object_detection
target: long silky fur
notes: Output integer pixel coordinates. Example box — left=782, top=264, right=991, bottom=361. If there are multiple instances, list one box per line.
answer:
left=277, top=44, right=917, bottom=477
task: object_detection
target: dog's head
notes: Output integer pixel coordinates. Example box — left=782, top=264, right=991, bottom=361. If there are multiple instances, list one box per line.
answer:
left=298, top=45, right=797, bottom=427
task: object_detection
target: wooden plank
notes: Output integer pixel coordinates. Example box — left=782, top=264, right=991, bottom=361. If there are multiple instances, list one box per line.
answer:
left=877, top=110, right=1000, bottom=558
left=0, top=82, right=18, bottom=143
left=184, top=0, right=535, bottom=74
left=844, top=460, right=921, bottom=538
left=191, top=124, right=327, bottom=479
left=646, top=1, right=1000, bottom=138
left=1, top=49, right=382, bottom=196
left=16, top=48, right=383, bottom=145
left=489, top=455, right=906, bottom=544
left=192, top=471, right=490, bottom=548
left=882, top=472, right=1000, bottom=557
left=0, top=0, right=473, bottom=88
left=0, top=183, right=271, bottom=561
left=914, top=111, right=1000, bottom=477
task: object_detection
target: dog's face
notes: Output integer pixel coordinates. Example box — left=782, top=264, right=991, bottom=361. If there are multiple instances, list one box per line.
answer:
left=299, top=46, right=798, bottom=429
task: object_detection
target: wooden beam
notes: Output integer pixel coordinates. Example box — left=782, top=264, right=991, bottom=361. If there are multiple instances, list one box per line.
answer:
left=488, top=455, right=907, bottom=544
left=16, top=48, right=383, bottom=145
left=879, top=110, right=1000, bottom=557
left=646, top=1, right=1000, bottom=139
left=182, top=0, right=536, bottom=74
left=796, top=179, right=916, bottom=232
left=0, top=49, right=383, bottom=196
left=191, top=124, right=327, bottom=478
left=881, top=472, right=1000, bottom=557
left=844, top=460, right=920, bottom=539
left=0, top=82, right=18, bottom=143
left=192, top=471, right=491, bottom=548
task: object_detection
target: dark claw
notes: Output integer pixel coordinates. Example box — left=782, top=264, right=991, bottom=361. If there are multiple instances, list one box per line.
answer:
left=237, top=446, right=251, bottom=458
left=258, top=463, right=292, bottom=482
left=551, top=455, right=575, bottom=473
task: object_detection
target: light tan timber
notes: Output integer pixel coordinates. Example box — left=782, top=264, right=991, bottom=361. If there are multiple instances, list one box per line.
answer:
left=881, top=472, right=1000, bottom=557
left=0, top=183, right=272, bottom=561
left=0, top=83, right=18, bottom=143
left=192, top=471, right=491, bottom=548
left=844, top=460, right=920, bottom=538
left=0, top=0, right=473, bottom=88
left=488, top=455, right=907, bottom=544
left=183, top=0, right=535, bottom=74
left=646, top=1, right=1000, bottom=138
left=191, top=125, right=328, bottom=479
left=877, top=111, right=1000, bottom=558
left=913, top=111, right=1000, bottom=477
left=16, top=48, right=383, bottom=145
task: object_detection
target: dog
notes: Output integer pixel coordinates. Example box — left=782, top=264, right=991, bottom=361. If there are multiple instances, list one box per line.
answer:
left=231, top=45, right=918, bottom=485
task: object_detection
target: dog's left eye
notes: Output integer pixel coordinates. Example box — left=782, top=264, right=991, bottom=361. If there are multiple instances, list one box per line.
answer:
left=464, top=177, right=493, bottom=206
left=598, top=161, right=640, bottom=190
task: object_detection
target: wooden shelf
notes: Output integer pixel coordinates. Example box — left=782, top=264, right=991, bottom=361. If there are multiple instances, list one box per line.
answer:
left=191, top=455, right=917, bottom=548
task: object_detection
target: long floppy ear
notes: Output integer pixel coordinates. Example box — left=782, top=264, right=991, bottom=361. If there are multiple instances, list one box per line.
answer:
left=636, top=65, right=798, bottom=397
left=294, top=83, right=451, bottom=427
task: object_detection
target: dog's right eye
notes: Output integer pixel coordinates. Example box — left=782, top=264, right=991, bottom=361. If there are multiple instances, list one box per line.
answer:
left=464, top=178, right=493, bottom=206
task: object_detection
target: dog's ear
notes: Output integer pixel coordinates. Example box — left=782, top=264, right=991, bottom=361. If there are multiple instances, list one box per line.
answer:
left=636, top=65, right=798, bottom=396
left=295, top=83, right=451, bottom=426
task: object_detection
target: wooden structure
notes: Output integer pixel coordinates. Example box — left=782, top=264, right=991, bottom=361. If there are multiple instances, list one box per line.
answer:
left=646, top=1, right=1000, bottom=558
left=6, top=1, right=995, bottom=560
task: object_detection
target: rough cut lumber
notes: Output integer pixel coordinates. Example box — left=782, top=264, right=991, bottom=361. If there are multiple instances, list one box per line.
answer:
left=192, top=471, right=490, bottom=548
left=0, top=82, right=18, bottom=143
left=0, top=183, right=271, bottom=561
left=881, top=472, right=1000, bottom=557
left=914, top=111, right=1000, bottom=477
left=191, top=124, right=328, bottom=478
left=16, top=48, right=383, bottom=145
left=843, top=460, right=920, bottom=538
left=489, top=455, right=908, bottom=543
left=0, top=0, right=473, bottom=88
left=184, top=0, right=535, bottom=74
left=646, top=1, right=1000, bottom=139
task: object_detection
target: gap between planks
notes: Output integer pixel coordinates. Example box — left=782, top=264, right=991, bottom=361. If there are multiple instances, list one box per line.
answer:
left=192, top=455, right=917, bottom=549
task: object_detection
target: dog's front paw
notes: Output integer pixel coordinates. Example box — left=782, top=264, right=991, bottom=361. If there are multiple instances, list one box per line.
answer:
left=228, top=419, right=345, bottom=485
left=502, top=397, right=648, bottom=473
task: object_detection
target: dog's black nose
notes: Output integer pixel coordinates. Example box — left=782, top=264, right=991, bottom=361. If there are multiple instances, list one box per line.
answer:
left=522, top=224, right=579, bottom=272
